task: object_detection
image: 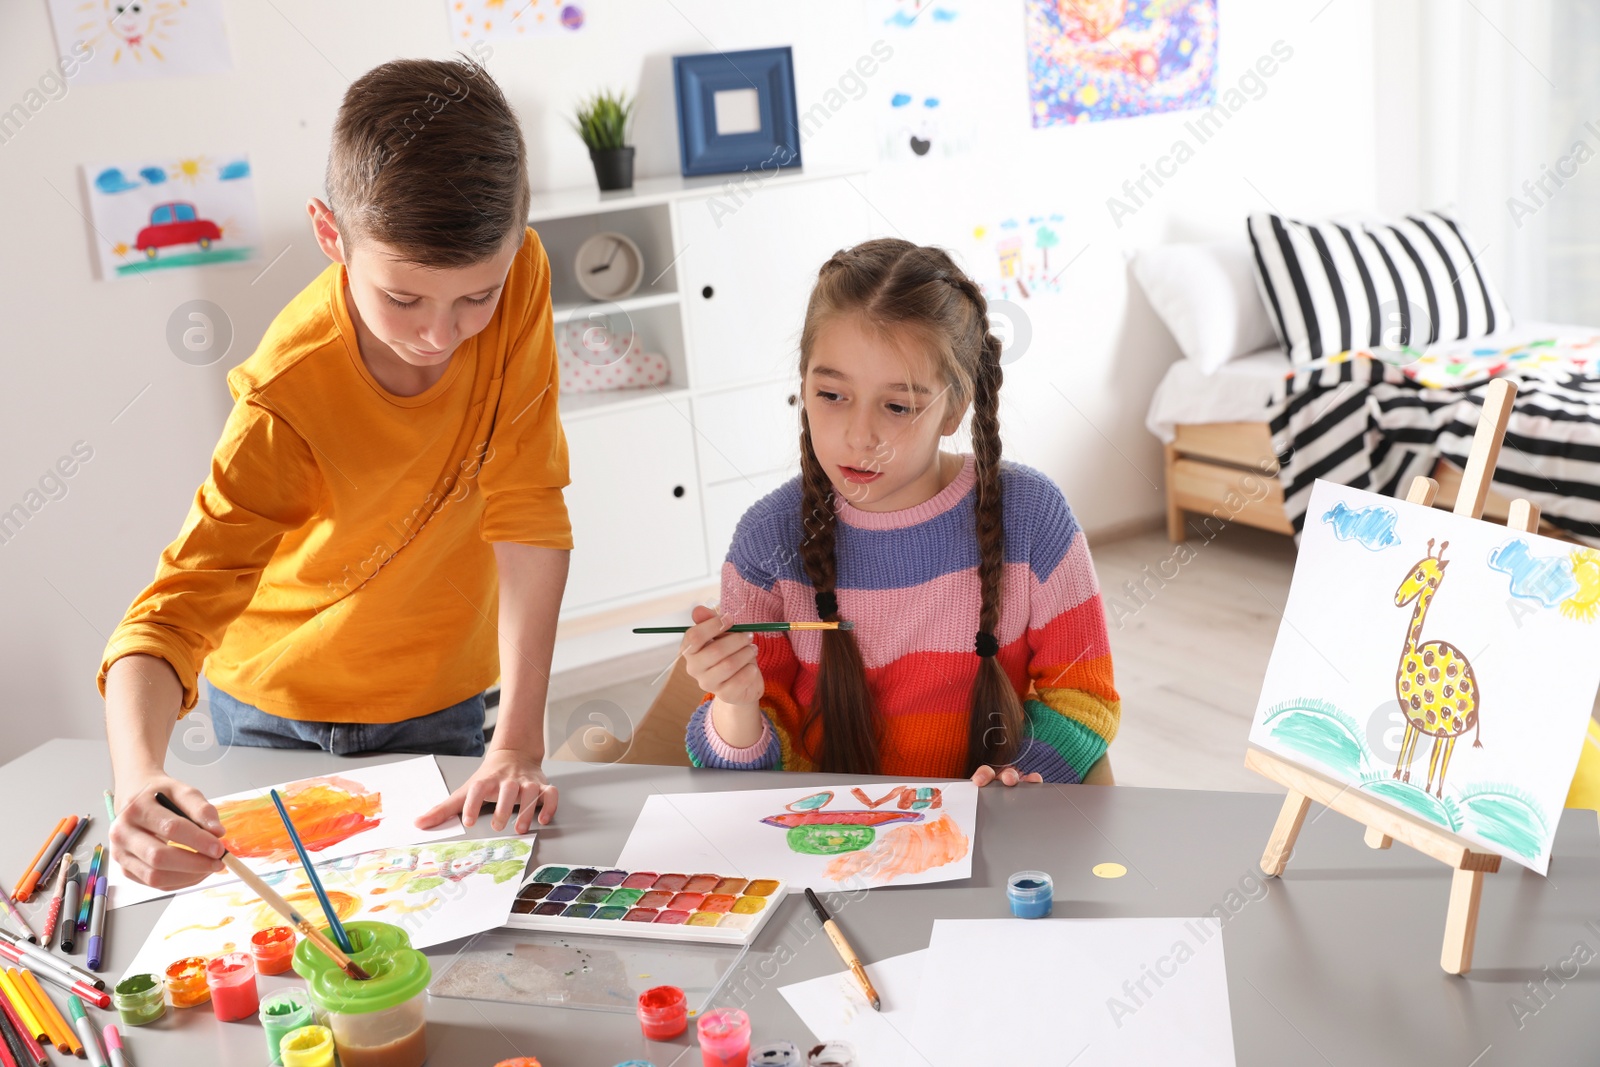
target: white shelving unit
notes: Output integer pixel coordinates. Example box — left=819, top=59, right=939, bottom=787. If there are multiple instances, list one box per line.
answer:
left=532, top=167, right=872, bottom=646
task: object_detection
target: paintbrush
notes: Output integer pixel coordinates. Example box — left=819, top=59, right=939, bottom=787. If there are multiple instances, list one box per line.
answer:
left=268, top=788, right=354, bottom=954
left=151, top=794, right=370, bottom=982
left=633, top=620, right=855, bottom=633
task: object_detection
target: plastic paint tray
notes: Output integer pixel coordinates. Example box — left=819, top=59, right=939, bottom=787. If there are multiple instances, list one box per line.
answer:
left=503, top=863, right=787, bottom=945
left=427, top=928, right=747, bottom=1015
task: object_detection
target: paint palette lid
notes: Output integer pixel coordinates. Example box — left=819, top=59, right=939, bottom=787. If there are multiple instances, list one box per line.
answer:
left=430, top=928, right=747, bottom=1016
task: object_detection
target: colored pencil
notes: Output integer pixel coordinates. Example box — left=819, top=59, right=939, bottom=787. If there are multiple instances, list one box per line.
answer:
left=39, top=860, right=69, bottom=951
left=0, top=981, right=46, bottom=1067
left=13, top=819, right=70, bottom=903
left=4, top=974, right=55, bottom=1052
left=268, top=789, right=354, bottom=954
left=152, top=794, right=371, bottom=981
left=633, top=620, right=855, bottom=633
left=0, top=1003, right=24, bottom=1067
left=0, top=985, right=45, bottom=1067
left=76, top=847, right=102, bottom=932
left=20, top=972, right=75, bottom=1056
left=0, top=930, right=105, bottom=992
left=804, top=887, right=880, bottom=1011
left=36, top=817, right=88, bottom=891
left=0, top=885, right=34, bottom=946
left=0, top=975, right=41, bottom=1047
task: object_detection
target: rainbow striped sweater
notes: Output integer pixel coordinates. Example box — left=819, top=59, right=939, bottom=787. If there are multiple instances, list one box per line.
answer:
left=685, top=454, right=1120, bottom=782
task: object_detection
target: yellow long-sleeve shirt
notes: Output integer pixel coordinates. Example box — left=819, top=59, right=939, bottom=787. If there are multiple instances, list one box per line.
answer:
left=98, top=227, right=572, bottom=723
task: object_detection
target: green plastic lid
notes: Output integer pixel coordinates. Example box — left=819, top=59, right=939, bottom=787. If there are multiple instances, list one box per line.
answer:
left=291, top=921, right=431, bottom=1015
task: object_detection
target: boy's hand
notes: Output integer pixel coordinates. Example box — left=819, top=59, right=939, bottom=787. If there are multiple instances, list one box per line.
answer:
left=682, top=605, right=764, bottom=708
left=416, top=747, right=555, bottom=835
left=971, top=765, right=1044, bottom=787
left=109, top=775, right=228, bottom=890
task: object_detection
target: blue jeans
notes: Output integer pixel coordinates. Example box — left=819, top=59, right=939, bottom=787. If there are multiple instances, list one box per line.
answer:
left=203, top=679, right=487, bottom=757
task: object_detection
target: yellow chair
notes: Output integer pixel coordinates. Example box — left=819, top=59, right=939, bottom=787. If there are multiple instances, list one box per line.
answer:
left=551, top=657, right=1115, bottom=783
left=1565, top=718, right=1600, bottom=812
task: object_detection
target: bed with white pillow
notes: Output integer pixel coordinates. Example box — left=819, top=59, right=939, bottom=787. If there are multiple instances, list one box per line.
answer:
left=1137, top=214, right=1600, bottom=545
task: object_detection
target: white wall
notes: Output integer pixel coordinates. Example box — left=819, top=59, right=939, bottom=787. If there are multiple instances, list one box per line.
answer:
left=0, top=0, right=1378, bottom=759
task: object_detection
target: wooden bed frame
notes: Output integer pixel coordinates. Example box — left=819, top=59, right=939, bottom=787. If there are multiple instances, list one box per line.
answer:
left=1163, top=420, right=1537, bottom=543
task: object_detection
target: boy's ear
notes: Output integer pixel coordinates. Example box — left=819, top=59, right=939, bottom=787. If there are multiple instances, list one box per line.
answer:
left=306, top=197, right=347, bottom=265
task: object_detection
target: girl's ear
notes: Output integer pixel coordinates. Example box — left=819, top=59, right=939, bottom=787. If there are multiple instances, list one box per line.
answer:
left=939, top=396, right=970, bottom=437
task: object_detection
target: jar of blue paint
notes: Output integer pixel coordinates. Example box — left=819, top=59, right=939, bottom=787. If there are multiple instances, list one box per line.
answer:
left=1007, top=870, right=1054, bottom=918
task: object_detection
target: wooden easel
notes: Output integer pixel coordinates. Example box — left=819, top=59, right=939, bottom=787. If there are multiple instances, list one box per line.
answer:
left=1247, top=377, right=1535, bottom=976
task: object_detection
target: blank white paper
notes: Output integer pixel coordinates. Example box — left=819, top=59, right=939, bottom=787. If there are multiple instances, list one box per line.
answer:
left=779, top=950, right=928, bottom=1066
left=910, top=918, right=1236, bottom=1067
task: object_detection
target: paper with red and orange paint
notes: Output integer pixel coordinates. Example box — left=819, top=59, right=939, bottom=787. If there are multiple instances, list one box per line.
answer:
left=108, top=757, right=462, bottom=909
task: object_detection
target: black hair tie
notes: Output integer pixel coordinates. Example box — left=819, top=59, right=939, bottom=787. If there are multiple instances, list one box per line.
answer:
left=815, top=590, right=839, bottom=620
left=975, top=631, right=1000, bottom=657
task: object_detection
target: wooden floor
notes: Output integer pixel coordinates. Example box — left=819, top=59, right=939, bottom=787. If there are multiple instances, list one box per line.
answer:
left=546, top=522, right=1307, bottom=793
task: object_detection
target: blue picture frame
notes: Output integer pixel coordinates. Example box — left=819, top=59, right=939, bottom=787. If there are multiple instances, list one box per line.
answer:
left=672, top=47, right=802, bottom=178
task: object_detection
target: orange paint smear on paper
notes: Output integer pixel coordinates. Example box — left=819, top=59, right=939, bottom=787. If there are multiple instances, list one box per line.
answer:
left=217, top=776, right=383, bottom=861
left=823, top=812, right=969, bottom=884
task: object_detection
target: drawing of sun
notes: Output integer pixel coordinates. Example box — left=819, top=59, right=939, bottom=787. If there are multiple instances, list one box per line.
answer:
left=73, top=0, right=187, bottom=66
left=169, top=156, right=209, bottom=184
left=1562, top=549, right=1600, bottom=623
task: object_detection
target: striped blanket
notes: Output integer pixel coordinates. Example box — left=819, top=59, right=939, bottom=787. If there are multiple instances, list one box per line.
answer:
left=1268, top=329, right=1600, bottom=544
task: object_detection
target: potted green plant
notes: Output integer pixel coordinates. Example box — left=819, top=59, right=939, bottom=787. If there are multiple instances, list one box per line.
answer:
left=573, top=89, right=636, bottom=192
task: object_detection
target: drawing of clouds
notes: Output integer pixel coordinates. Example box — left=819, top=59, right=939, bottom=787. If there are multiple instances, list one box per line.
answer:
left=138, top=166, right=167, bottom=185
left=1489, top=538, right=1580, bottom=607
left=1321, top=501, right=1401, bottom=550
left=218, top=159, right=251, bottom=181
left=93, top=167, right=141, bottom=194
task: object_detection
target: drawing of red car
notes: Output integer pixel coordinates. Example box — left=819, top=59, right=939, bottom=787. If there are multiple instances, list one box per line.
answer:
left=136, top=201, right=222, bottom=258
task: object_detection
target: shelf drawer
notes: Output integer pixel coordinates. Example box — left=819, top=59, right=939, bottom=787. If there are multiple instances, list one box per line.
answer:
left=693, top=380, right=802, bottom=486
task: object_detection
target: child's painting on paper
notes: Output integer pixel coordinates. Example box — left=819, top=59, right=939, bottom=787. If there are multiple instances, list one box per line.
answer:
left=1249, top=481, right=1600, bottom=874
left=445, top=0, right=585, bottom=40
left=616, top=782, right=978, bottom=891
left=47, top=0, right=233, bottom=85
left=1024, top=0, right=1217, bottom=128
left=121, top=837, right=533, bottom=981
left=108, top=757, right=461, bottom=909
left=83, top=153, right=261, bottom=279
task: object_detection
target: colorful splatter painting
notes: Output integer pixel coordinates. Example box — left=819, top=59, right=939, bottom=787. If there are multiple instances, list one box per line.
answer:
left=1250, top=481, right=1600, bottom=874
left=107, top=757, right=461, bottom=910
left=47, top=0, right=233, bottom=85
left=445, top=0, right=586, bottom=40
left=121, top=837, right=534, bottom=981
left=616, top=782, right=978, bottom=892
left=1025, top=0, right=1218, bottom=128
left=83, top=153, right=261, bottom=280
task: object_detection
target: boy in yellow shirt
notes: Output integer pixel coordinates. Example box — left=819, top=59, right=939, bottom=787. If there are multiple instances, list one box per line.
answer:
left=101, top=57, right=571, bottom=890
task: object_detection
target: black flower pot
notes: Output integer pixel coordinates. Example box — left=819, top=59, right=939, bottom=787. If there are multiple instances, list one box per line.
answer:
left=589, top=146, right=635, bottom=191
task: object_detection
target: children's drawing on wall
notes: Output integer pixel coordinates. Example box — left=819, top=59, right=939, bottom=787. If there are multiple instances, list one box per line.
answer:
left=878, top=88, right=975, bottom=162
left=615, top=781, right=980, bottom=892
left=121, top=837, right=534, bottom=980
left=446, top=0, right=585, bottom=40
left=965, top=214, right=1067, bottom=301
left=1249, top=482, right=1600, bottom=874
left=47, top=0, right=233, bottom=85
left=878, top=0, right=960, bottom=28
left=762, top=786, right=965, bottom=884
left=83, top=153, right=260, bottom=280
left=1024, top=0, right=1217, bottom=128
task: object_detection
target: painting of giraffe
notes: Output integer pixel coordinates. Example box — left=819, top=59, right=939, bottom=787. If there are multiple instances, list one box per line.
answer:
left=1249, top=482, right=1600, bottom=875
left=1392, top=539, right=1482, bottom=797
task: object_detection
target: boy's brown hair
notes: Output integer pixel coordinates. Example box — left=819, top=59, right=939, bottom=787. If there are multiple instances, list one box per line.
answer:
left=326, top=56, right=530, bottom=268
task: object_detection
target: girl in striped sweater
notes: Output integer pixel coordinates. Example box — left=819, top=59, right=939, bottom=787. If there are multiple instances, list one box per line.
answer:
left=681, top=238, right=1119, bottom=784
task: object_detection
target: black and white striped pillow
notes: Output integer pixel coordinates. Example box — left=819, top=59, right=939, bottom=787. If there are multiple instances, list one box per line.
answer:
left=1246, top=211, right=1512, bottom=365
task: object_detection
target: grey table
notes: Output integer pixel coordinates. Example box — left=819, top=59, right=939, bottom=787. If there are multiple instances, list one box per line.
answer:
left=5, top=740, right=1599, bottom=1066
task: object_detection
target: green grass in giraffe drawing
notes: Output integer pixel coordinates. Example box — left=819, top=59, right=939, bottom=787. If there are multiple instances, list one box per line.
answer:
left=1260, top=698, right=1546, bottom=860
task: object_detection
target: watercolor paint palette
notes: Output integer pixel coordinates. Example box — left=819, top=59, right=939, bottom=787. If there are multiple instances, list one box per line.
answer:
left=503, top=864, right=786, bottom=945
